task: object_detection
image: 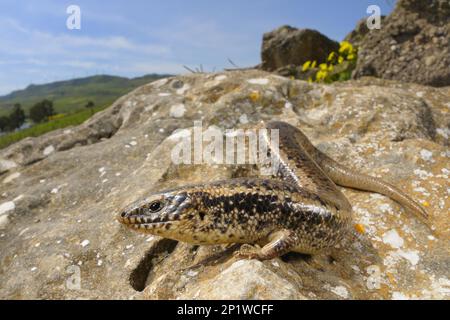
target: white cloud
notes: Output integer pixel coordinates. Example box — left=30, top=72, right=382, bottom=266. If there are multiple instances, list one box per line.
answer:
left=0, top=12, right=259, bottom=96
left=0, top=18, right=171, bottom=57
left=0, top=16, right=179, bottom=94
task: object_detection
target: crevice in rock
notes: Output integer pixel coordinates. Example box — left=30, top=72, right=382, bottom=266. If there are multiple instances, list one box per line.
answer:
left=129, top=239, right=178, bottom=292
left=417, top=100, right=437, bottom=141
left=281, top=252, right=311, bottom=263
left=391, top=29, right=419, bottom=44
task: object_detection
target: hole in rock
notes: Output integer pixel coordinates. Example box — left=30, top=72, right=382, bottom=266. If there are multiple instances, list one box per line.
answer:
left=129, top=239, right=178, bottom=292
left=281, top=252, right=311, bottom=263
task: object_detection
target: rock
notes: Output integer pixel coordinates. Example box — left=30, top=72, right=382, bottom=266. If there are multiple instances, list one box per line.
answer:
left=260, top=25, right=339, bottom=72
left=43, top=145, right=55, bottom=156
left=382, top=229, right=405, bottom=249
left=350, top=0, right=450, bottom=86
left=3, top=172, right=21, bottom=184
left=170, top=103, right=186, bottom=118
left=0, top=214, right=8, bottom=229
left=0, top=71, right=448, bottom=299
left=0, top=201, right=15, bottom=230
left=0, top=159, right=17, bottom=174
left=178, top=260, right=306, bottom=300
left=0, top=201, right=15, bottom=215
left=399, top=0, right=450, bottom=23
left=425, top=55, right=437, bottom=67
left=344, top=17, right=386, bottom=47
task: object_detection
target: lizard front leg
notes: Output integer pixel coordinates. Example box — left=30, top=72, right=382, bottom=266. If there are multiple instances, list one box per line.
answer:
left=235, top=229, right=298, bottom=261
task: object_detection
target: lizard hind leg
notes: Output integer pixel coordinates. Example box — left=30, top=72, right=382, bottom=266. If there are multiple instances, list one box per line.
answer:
left=234, top=229, right=299, bottom=261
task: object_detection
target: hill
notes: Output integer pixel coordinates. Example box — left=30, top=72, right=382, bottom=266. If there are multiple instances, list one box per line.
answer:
left=0, top=74, right=171, bottom=116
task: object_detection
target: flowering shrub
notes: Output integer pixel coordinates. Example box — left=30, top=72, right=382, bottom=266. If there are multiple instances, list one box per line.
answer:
left=301, top=41, right=357, bottom=83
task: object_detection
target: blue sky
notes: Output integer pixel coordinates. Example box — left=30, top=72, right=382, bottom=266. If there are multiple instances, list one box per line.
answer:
left=0, top=0, right=395, bottom=95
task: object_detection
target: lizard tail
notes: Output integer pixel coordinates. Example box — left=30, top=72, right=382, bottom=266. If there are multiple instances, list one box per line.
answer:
left=320, top=156, right=429, bottom=222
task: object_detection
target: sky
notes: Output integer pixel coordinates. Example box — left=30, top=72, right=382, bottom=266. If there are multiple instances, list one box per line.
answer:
left=0, top=0, right=395, bottom=95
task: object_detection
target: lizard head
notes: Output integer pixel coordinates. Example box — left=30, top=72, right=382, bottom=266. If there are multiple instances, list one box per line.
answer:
left=117, top=188, right=199, bottom=240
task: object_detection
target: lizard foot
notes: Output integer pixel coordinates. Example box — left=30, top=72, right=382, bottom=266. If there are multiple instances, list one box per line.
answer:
left=234, top=244, right=262, bottom=260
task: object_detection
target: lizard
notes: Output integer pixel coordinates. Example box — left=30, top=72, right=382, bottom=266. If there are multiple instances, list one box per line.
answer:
left=117, top=121, right=429, bottom=260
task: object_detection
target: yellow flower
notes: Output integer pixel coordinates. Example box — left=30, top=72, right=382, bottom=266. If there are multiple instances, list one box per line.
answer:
left=249, top=91, right=260, bottom=102
left=302, top=61, right=311, bottom=72
left=319, top=63, right=328, bottom=71
left=327, top=52, right=336, bottom=62
left=338, top=56, right=344, bottom=64
left=339, top=41, right=353, bottom=54
left=347, top=53, right=355, bottom=61
left=422, top=201, right=430, bottom=208
left=316, top=70, right=328, bottom=81
left=311, top=61, right=317, bottom=68
left=328, top=64, right=334, bottom=72
left=48, top=113, right=66, bottom=121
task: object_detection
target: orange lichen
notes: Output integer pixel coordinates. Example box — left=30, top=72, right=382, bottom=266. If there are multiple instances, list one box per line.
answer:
left=354, top=223, right=365, bottom=234
left=249, top=91, right=260, bottom=102
left=386, top=272, right=397, bottom=285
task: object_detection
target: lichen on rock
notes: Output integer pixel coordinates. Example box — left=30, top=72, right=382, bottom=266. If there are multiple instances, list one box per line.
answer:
left=0, top=70, right=448, bottom=300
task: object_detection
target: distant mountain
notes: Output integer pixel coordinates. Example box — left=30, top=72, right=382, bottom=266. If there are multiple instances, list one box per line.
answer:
left=0, top=74, right=172, bottom=116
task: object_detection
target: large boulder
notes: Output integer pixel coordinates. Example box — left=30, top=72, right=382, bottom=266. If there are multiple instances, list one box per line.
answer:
left=0, top=71, right=449, bottom=299
left=351, top=0, right=450, bottom=86
left=260, top=25, right=339, bottom=72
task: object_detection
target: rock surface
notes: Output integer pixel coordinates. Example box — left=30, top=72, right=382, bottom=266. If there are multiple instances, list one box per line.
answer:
left=351, top=0, right=450, bottom=87
left=260, top=25, right=339, bottom=73
left=0, top=71, right=449, bottom=299
left=344, top=16, right=386, bottom=48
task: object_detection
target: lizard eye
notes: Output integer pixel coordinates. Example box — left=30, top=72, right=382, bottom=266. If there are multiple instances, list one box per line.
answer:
left=149, top=200, right=163, bottom=212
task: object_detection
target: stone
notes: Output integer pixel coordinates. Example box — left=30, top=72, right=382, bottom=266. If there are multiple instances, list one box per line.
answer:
left=425, top=56, right=437, bottom=67
left=0, top=71, right=448, bottom=299
left=0, top=213, right=9, bottom=229
left=2, top=172, right=20, bottom=184
left=0, top=201, right=15, bottom=215
left=178, top=260, right=305, bottom=300
left=382, top=229, right=404, bottom=248
left=170, top=103, right=187, bottom=118
left=350, top=0, right=450, bottom=86
left=0, top=159, right=17, bottom=174
left=260, top=25, right=339, bottom=72
left=43, top=145, right=55, bottom=156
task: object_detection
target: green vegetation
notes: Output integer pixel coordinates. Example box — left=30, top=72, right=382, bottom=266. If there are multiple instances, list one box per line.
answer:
left=0, top=73, right=171, bottom=149
left=0, top=104, right=107, bottom=149
left=0, top=104, right=26, bottom=132
left=29, top=99, right=55, bottom=123
left=0, top=116, right=7, bottom=131
left=0, top=74, right=170, bottom=117
left=85, top=100, right=95, bottom=115
left=301, top=41, right=357, bottom=83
